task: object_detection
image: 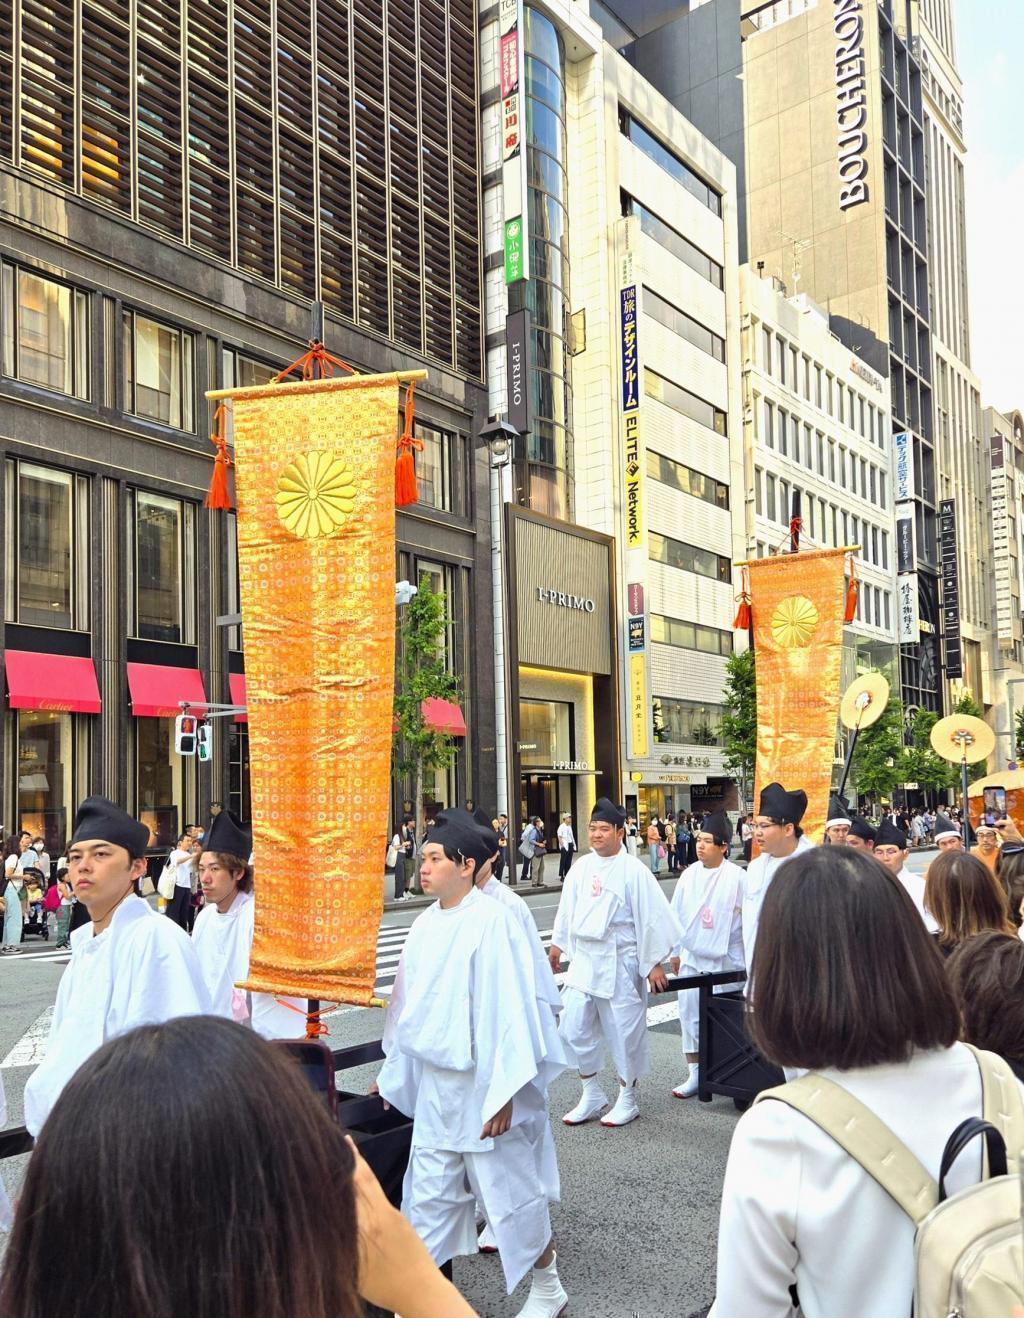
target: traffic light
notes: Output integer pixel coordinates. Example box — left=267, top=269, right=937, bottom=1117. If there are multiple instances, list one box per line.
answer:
left=197, top=722, right=213, bottom=763
left=175, top=713, right=198, bottom=756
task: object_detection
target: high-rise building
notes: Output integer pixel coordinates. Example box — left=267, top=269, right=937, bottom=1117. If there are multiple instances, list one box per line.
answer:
left=480, top=0, right=744, bottom=831
left=1, top=0, right=493, bottom=852
left=985, top=405, right=1024, bottom=762
left=615, top=0, right=947, bottom=712
left=917, top=0, right=991, bottom=708
left=741, top=265, right=898, bottom=687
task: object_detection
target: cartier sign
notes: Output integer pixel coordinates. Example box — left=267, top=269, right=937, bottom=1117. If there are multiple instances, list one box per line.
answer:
left=833, top=0, right=869, bottom=210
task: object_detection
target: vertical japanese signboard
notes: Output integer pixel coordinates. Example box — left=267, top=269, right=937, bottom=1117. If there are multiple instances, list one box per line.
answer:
left=939, top=497, right=962, bottom=679
left=500, top=0, right=529, bottom=284
left=620, top=241, right=648, bottom=760
left=898, top=574, right=919, bottom=643
left=894, top=431, right=914, bottom=502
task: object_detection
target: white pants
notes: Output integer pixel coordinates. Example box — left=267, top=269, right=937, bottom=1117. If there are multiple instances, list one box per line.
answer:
left=677, top=958, right=737, bottom=1054
left=559, top=956, right=649, bottom=1083
left=403, top=1127, right=551, bottom=1293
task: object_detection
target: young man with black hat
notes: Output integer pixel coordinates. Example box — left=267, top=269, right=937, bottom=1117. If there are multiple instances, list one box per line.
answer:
left=874, top=817, right=939, bottom=932
left=824, top=795, right=851, bottom=845
left=668, top=811, right=745, bottom=1099
left=933, top=809, right=963, bottom=851
left=549, top=797, right=682, bottom=1128
left=846, top=814, right=877, bottom=852
left=191, top=808, right=306, bottom=1038
left=743, top=782, right=814, bottom=974
left=376, top=809, right=569, bottom=1318
left=22, top=796, right=211, bottom=1136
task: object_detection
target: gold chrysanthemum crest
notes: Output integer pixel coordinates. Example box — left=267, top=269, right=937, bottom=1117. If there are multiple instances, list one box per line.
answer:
left=275, top=452, right=357, bottom=539
left=770, top=594, right=819, bottom=648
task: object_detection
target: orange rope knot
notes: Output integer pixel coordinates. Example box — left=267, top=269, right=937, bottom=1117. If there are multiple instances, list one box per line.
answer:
left=844, top=554, right=859, bottom=624
left=733, top=566, right=752, bottom=631
left=273, top=339, right=359, bottom=383
left=205, top=402, right=234, bottom=511
left=395, top=379, right=422, bottom=507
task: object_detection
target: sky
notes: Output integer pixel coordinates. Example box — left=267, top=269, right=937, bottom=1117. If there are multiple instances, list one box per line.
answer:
left=957, top=0, right=1024, bottom=414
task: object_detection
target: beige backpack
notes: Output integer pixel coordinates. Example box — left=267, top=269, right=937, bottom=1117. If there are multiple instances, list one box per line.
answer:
left=756, top=1045, right=1024, bottom=1317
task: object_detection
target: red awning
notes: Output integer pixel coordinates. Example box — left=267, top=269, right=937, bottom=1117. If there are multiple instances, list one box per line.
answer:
left=127, top=662, right=207, bottom=718
left=421, top=696, right=467, bottom=737
left=5, top=650, right=102, bottom=714
left=228, top=673, right=247, bottom=724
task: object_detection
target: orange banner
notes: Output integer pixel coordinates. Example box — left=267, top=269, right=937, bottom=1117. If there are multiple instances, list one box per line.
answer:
left=750, top=549, right=848, bottom=844
left=223, top=373, right=400, bottom=1005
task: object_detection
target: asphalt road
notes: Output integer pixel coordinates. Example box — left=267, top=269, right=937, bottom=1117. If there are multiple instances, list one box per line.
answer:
left=0, top=850, right=935, bottom=1316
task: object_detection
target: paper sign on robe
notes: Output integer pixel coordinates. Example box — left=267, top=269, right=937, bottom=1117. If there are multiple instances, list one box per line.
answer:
left=217, top=372, right=400, bottom=1006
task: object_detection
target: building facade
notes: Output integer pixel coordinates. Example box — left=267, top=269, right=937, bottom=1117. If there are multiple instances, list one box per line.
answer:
left=917, top=0, right=991, bottom=709
left=985, top=406, right=1024, bottom=765
left=480, top=0, right=744, bottom=834
left=741, top=265, right=898, bottom=672
left=2, top=0, right=493, bottom=854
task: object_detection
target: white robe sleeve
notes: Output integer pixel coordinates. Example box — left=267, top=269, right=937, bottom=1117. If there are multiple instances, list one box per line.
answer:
left=377, top=947, right=421, bottom=1120
left=711, top=1102, right=801, bottom=1318
left=551, top=867, right=577, bottom=955
left=110, top=921, right=212, bottom=1034
left=0, top=1074, right=12, bottom=1232
left=668, top=874, right=687, bottom=959
left=630, top=862, right=684, bottom=976
left=472, top=911, right=566, bottom=1127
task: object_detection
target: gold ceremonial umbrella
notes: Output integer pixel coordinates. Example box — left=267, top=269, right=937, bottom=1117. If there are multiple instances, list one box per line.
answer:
left=836, top=673, right=890, bottom=797
left=929, top=714, right=995, bottom=847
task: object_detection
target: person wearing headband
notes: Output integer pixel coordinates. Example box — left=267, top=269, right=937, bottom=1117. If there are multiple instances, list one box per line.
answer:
left=824, top=796, right=851, bottom=845
left=743, top=782, right=814, bottom=976
left=549, top=797, right=682, bottom=1130
left=375, top=808, right=569, bottom=1317
left=191, top=810, right=306, bottom=1038
left=846, top=814, right=877, bottom=852
left=668, top=811, right=745, bottom=1099
left=22, top=796, right=211, bottom=1136
left=874, top=817, right=939, bottom=933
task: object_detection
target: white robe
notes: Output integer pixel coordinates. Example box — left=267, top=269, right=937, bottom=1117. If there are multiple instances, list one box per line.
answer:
left=552, top=846, right=682, bottom=1082
left=191, top=890, right=306, bottom=1039
left=741, top=835, right=815, bottom=974
left=377, top=886, right=566, bottom=1292
left=670, top=859, right=745, bottom=1053
left=896, top=865, right=940, bottom=934
left=23, top=895, right=212, bottom=1136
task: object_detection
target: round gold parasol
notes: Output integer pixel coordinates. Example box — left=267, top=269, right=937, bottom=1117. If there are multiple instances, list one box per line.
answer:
left=839, top=673, right=890, bottom=731
left=929, top=714, right=995, bottom=765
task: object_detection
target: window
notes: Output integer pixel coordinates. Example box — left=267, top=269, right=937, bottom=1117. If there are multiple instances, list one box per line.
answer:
left=803, top=356, right=811, bottom=398
left=837, top=381, right=845, bottom=424
left=828, top=439, right=836, bottom=483
left=775, top=336, right=785, bottom=384
left=872, top=526, right=879, bottom=564
left=130, top=490, right=195, bottom=643
left=649, top=531, right=730, bottom=583
left=650, top=613, right=733, bottom=656
left=879, top=471, right=887, bottom=504
left=816, top=432, right=825, bottom=474
left=2, top=264, right=89, bottom=398
left=221, top=349, right=277, bottom=440
left=763, top=327, right=773, bottom=370
left=642, top=286, right=724, bottom=361
left=647, top=449, right=729, bottom=509
left=17, top=708, right=78, bottom=853
left=136, top=717, right=181, bottom=851
left=621, top=194, right=724, bottom=288
left=755, top=468, right=763, bottom=515
left=779, top=479, right=790, bottom=523
left=766, top=474, right=777, bottom=522
left=778, top=409, right=788, bottom=456
left=5, top=460, right=89, bottom=629
left=123, top=311, right=195, bottom=430
left=764, top=399, right=775, bottom=448
left=645, top=368, right=726, bottom=435
left=815, top=364, right=823, bottom=407
left=803, top=423, right=813, bottom=468
left=881, top=532, right=889, bottom=570
left=652, top=696, right=724, bottom=746
left=870, top=465, right=878, bottom=503
left=884, top=591, right=891, bottom=631
left=619, top=111, right=722, bottom=215
left=412, top=420, right=466, bottom=515
left=789, top=345, right=798, bottom=389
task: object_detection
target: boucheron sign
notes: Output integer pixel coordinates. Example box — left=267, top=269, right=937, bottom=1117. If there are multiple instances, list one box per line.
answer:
left=833, top=0, right=869, bottom=211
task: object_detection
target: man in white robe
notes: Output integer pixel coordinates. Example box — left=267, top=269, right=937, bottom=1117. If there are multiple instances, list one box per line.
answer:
left=742, top=782, right=814, bottom=977
left=191, top=809, right=306, bottom=1038
left=823, top=795, right=851, bottom=845
left=376, top=811, right=569, bottom=1318
left=874, top=817, right=939, bottom=933
left=23, top=796, right=211, bottom=1137
left=668, top=812, right=745, bottom=1099
left=549, top=797, right=682, bottom=1129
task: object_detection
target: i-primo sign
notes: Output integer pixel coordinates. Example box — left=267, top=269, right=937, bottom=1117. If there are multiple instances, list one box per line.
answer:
left=536, top=587, right=596, bottom=613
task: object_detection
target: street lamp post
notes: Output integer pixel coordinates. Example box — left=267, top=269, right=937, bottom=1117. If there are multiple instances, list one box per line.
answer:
left=478, top=417, right=519, bottom=828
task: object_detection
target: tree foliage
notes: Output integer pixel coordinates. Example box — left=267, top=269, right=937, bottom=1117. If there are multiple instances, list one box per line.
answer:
left=719, top=648, right=757, bottom=788
left=1016, top=706, right=1024, bottom=761
left=848, top=692, right=905, bottom=801
left=392, top=575, right=459, bottom=843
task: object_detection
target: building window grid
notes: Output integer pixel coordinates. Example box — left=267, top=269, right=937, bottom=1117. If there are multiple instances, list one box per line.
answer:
left=1, top=263, right=90, bottom=400
left=6, top=0, right=482, bottom=379
left=621, top=193, right=724, bottom=289
left=618, top=109, right=722, bottom=216
left=652, top=696, right=725, bottom=747
left=647, top=448, right=729, bottom=510
left=649, top=530, right=731, bottom=584
left=650, top=613, right=733, bottom=657
left=642, top=284, right=725, bottom=362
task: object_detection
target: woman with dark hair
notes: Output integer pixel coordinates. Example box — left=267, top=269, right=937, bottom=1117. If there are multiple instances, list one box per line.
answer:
left=924, top=849, right=1015, bottom=955
left=711, top=846, right=1021, bottom=1318
left=0, top=1017, right=474, bottom=1318
left=948, top=931, right=1024, bottom=1081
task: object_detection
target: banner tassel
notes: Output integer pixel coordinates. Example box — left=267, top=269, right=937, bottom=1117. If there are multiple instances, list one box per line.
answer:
left=205, top=403, right=233, bottom=511
left=844, top=557, right=858, bottom=624
left=395, top=380, right=423, bottom=507
left=733, top=566, right=752, bottom=630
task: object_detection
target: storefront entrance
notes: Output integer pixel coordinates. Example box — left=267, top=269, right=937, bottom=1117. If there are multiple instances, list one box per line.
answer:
left=520, top=772, right=577, bottom=854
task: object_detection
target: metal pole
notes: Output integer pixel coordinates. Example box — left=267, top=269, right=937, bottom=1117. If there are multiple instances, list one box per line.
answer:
left=836, top=724, right=861, bottom=799
left=961, top=755, right=972, bottom=848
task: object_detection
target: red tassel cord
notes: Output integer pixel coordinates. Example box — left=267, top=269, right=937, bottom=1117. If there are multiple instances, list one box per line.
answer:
left=844, top=557, right=858, bottom=624
left=733, top=567, right=752, bottom=630
left=395, top=380, right=423, bottom=507
left=205, top=403, right=234, bottom=511
left=273, top=340, right=358, bottom=382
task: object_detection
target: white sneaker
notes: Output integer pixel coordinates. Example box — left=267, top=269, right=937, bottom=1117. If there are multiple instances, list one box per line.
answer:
left=601, top=1084, right=639, bottom=1127
left=562, top=1080, right=608, bottom=1125
left=478, top=1222, right=498, bottom=1253
left=515, top=1252, right=569, bottom=1318
left=672, top=1065, right=700, bottom=1099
